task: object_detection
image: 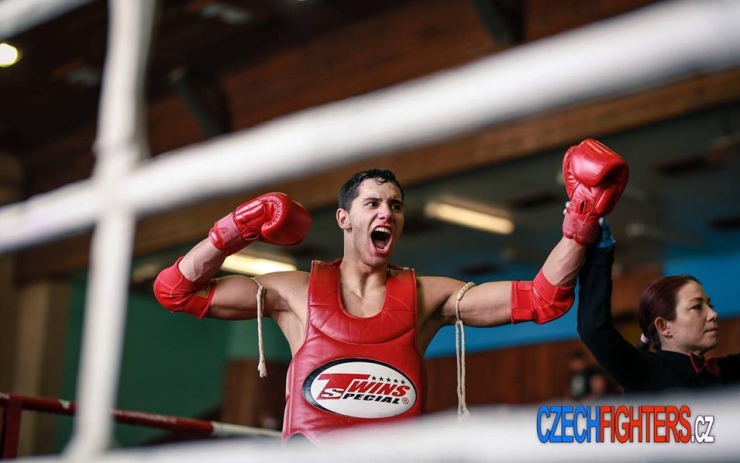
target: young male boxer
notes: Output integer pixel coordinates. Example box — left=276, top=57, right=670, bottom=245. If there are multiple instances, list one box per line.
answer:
left=154, top=139, right=629, bottom=446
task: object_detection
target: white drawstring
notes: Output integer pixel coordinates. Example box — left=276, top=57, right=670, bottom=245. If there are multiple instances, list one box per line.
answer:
left=455, top=281, right=475, bottom=421
left=252, top=278, right=267, bottom=378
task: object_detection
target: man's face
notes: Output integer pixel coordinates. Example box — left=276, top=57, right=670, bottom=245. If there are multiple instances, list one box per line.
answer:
left=337, top=178, right=404, bottom=265
left=661, top=281, right=719, bottom=355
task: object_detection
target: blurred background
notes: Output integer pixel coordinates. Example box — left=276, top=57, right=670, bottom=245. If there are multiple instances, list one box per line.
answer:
left=0, top=0, right=739, bottom=457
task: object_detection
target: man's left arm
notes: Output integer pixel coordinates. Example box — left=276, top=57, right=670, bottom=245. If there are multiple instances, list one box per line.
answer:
left=442, top=139, right=629, bottom=327
left=436, top=237, right=582, bottom=328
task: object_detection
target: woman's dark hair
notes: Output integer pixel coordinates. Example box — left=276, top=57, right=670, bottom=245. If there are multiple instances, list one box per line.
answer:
left=338, top=169, right=404, bottom=211
left=635, top=274, right=700, bottom=351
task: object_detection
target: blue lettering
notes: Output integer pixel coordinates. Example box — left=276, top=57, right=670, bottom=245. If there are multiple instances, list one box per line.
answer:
left=573, top=406, right=587, bottom=443
left=586, top=405, right=600, bottom=442
left=550, top=406, right=562, bottom=442
left=560, top=405, right=574, bottom=443
left=537, top=406, right=551, bottom=443
left=541, top=405, right=600, bottom=444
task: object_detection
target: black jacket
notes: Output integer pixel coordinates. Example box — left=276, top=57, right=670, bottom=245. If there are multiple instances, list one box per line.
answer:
left=576, top=246, right=740, bottom=394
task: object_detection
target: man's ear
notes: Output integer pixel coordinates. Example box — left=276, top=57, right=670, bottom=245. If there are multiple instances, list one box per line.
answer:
left=336, top=208, right=351, bottom=230
left=655, top=317, right=671, bottom=338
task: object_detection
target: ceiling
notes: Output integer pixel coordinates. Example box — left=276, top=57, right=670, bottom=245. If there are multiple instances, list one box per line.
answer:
left=295, top=111, right=740, bottom=282
left=1, top=0, right=409, bottom=151
left=1, top=0, right=740, bottom=285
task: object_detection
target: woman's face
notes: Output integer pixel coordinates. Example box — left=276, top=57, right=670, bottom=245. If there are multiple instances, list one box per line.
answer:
left=659, top=281, right=719, bottom=355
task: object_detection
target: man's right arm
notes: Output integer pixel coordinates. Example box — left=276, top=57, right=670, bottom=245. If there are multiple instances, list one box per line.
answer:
left=153, top=192, right=311, bottom=320
left=177, top=238, right=263, bottom=320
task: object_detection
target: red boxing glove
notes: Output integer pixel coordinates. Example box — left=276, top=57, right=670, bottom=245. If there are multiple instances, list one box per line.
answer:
left=562, top=139, right=629, bottom=245
left=209, top=192, right=312, bottom=255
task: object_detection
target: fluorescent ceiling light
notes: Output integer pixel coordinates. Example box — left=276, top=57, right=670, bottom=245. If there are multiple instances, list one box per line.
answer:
left=0, top=43, right=20, bottom=67
left=222, top=253, right=297, bottom=276
left=425, top=200, right=514, bottom=235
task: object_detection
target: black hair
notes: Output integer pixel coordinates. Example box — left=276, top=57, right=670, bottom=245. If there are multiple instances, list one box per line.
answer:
left=338, top=168, right=404, bottom=211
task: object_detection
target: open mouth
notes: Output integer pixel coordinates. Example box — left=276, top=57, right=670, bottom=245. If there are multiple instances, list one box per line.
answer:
left=371, top=227, right=391, bottom=250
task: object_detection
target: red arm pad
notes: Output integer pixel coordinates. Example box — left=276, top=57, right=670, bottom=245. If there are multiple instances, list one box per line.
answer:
left=510, top=270, right=575, bottom=324
left=153, top=258, right=216, bottom=319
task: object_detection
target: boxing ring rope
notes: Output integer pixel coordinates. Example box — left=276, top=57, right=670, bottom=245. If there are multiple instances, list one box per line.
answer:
left=4, top=0, right=740, bottom=252
left=0, top=0, right=95, bottom=39
left=0, top=0, right=740, bottom=461
left=8, top=390, right=740, bottom=463
left=0, top=392, right=280, bottom=460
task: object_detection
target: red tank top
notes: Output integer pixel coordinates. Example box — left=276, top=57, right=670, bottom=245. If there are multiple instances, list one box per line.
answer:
left=282, top=259, right=424, bottom=446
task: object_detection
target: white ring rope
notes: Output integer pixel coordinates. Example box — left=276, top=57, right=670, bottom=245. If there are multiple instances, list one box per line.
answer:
left=16, top=389, right=740, bottom=462
left=210, top=421, right=280, bottom=439
left=2, top=0, right=740, bottom=253
left=0, top=0, right=96, bottom=40
left=61, top=0, right=155, bottom=459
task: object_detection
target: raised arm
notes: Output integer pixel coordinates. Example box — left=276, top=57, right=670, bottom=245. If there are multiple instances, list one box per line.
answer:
left=422, top=237, right=585, bottom=329
left=426, top=139, right=629, bottom=329
left=153, top=192, right=311, bottom=320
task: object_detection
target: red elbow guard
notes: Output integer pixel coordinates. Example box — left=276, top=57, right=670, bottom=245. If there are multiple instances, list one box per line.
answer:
left=153, top=258, right=216, bottom=319
left=510, top=270, right=575, bottom=324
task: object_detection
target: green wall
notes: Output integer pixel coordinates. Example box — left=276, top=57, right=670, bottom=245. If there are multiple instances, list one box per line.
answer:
left=55, top=273, right=290, bottom=451
left=227, top=318, right=291, bottom=363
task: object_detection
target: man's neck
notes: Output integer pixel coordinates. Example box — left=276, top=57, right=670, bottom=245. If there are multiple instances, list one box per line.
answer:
left=339, top=256, right=388, bottom=298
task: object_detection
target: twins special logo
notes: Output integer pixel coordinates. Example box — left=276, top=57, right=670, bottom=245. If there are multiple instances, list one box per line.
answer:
left=302, top=358, right=417, bottom=418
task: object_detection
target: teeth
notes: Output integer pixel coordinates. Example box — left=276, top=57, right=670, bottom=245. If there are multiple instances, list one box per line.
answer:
left=373, top=227, right=391, bottom=234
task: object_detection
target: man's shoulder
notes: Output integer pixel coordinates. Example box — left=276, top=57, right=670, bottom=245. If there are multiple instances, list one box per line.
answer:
left=416, top=274, right=461, bottom=284
left=416, top=275, right=467, bottom=298
left=257, top=269, right=310, bottom=287
left=414, top=276, right=471, bottom=324
left=260, top=270, right=311, bottom=311
left=311, top=258, right=342, bottom=267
